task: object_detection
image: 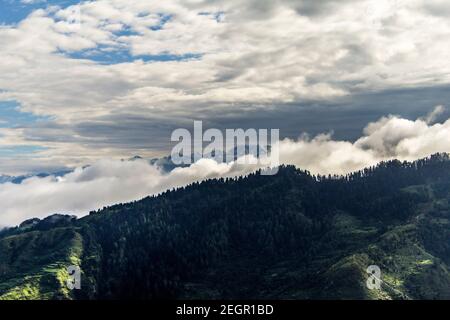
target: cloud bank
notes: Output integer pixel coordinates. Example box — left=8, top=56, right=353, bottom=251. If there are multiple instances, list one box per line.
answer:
left=2, top=109, right=450, bottom=226
left=279, top=106, right=450, bottom=174
left=2, top=0, right=450, bottom=172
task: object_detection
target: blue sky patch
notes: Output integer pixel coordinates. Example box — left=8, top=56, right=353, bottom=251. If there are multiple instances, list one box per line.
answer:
left=0, top=100, right=50, bottom=128
left=0, top=101, right=48, bottom=158
left=64, top=48, right=203, bottom=65
left=0, top=0, right=80, bottom=25
left=0, top=145, right=46, bottom=157
left=149, top=13, right=172, bottom=31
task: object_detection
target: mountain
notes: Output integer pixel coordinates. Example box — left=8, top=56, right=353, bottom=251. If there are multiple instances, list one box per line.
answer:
left=0, top=170, right=73, bottom=185
left=0, top=156, right=174, bottom=186
left=0, top=147, right=267, bottom=186
left=2, top=154, right=450, bottom=299
left=148, top=145, right=271, bottom=173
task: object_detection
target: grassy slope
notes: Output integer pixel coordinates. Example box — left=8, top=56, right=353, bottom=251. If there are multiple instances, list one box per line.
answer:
left=318, top=184, right=450, bottom=300
left=0, top=227, right=83, bottom=300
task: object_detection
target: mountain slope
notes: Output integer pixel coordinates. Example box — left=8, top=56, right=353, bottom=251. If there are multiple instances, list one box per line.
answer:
left=2, top=154, right=450, bottom=299
left=0, top=226, right=83, bottom=299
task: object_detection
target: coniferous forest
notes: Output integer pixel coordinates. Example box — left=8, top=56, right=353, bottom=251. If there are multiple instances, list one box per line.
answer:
left=2, top=154, right=450, bottom=300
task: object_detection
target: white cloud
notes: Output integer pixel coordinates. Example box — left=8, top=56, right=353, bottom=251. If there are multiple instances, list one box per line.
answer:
left=2, top=109, right=450, bottom=226
left=278, top=106, right=450, bottom=175
left=422, top=104, right=445, bottom=124
left=1, top=0, right=450, bottom=170
left=0, top=157, right=259, bottom=226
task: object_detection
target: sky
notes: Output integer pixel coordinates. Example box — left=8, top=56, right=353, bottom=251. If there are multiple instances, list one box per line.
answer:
left=2, top=0, right=450, bottom=225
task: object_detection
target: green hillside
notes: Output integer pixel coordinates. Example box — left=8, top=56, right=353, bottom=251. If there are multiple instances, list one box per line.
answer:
left=0, top=226, right=83, bottom=299
left=2, top=154, right=450, bottom=300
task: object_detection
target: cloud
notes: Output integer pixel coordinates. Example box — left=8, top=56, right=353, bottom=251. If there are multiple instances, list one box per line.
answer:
left=0, top=157, right=260, bottom=226
left=421, top=0, right=450, bottom=17
left=422, top=105, right=445, bottom=124
left=2, top=0, right=450, bottom=172
left=3, top=110, right=450, bottom=226
left=279, top=106, right=450, bottom=174
left=20, top=0, right=46, bottom=4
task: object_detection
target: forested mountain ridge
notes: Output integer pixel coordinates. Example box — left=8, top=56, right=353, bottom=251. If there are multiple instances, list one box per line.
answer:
left=2, top=153, right=450, bottom=299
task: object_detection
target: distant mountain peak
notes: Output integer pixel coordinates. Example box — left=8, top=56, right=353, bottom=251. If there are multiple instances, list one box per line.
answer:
left=129, top=155, right=143, bottom=161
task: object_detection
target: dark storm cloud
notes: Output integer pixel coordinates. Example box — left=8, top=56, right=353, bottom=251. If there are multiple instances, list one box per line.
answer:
left=171, top=85, right=450, bottom=144
left=15, top=85, right=450, bottom=157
